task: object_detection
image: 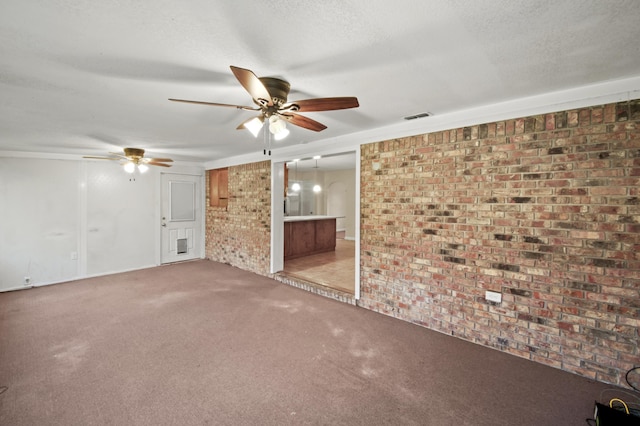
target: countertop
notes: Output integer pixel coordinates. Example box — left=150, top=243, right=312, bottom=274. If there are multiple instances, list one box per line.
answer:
left=284, top=215, right=345, bottom=222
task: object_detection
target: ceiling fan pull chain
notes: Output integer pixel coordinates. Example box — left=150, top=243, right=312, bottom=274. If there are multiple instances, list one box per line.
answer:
left=263, top=124, right=268, bottom=155
left=262, top=123, right=273, bottom=156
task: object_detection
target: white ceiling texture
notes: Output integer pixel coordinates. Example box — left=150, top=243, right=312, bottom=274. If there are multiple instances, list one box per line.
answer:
left=1, top=0, right=639, bottom=171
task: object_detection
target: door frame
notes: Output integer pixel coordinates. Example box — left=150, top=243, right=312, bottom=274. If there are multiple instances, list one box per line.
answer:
left=270, top=146, right=361, bottom=300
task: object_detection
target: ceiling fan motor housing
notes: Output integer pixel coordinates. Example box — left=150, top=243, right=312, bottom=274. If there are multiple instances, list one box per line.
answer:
left=259, top=77, right=291, bottom=107
left=124, top=147, right=145, bottom=163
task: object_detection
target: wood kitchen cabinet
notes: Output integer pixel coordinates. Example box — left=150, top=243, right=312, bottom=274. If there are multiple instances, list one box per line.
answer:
left=209, top=168, right=228, bottom=207
left=283, top=217, right=337, bottom=260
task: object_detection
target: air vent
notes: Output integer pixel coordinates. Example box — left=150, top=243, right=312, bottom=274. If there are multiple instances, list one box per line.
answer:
left=404, top=112, right=431, bottom=120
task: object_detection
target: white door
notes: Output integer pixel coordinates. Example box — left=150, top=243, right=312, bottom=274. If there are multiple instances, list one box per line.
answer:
left=161, top=173, right=202, bottom=264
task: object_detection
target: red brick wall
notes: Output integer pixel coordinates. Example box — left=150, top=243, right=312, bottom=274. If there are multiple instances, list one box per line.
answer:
left=205, top=160, right=271, bottom=275
left=359, top=100, right=640, bottom=386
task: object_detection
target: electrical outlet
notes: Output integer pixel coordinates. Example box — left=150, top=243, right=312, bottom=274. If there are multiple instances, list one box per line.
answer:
left=485, top=290, right=502, bottom=303
left=24, top=276, right=31, bottom=286
left=70, top=251, right=78, bottom=260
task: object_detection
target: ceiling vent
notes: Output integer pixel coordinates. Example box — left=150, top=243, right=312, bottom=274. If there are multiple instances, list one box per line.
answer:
left=404, top=112, right=431, bottom=120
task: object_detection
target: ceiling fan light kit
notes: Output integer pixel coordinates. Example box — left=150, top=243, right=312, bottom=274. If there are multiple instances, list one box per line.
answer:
left=268, top=116, right=289, bottom=140
left=170, top=65, right=359, bottom=155
left=124, top=162, right=149, bottom=174
left=243, top=116, right=265, bottom=137
left=123, top=162, right=136, bottom=173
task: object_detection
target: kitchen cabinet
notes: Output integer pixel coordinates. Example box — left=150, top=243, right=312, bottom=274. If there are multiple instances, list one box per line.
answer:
left=283, top=216, right=338, bottom=260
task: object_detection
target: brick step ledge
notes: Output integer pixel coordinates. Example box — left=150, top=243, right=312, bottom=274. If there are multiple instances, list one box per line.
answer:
left=272, top=272, right=356, bottom=306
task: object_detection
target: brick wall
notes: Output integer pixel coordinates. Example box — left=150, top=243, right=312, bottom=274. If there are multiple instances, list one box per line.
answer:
left=205, top=160, right=271, bottom=275
left=359, top=100, right=640, bottom=386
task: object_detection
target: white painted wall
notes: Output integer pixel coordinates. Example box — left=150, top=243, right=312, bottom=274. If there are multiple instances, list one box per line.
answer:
left=327, top=181, right=347, bottom=231
left=323, top=169, right=356, bottom=239
left=0, top=158, right=80, bottom=290
left=0, top=157, right=203, bottom=292
left=85, top=161, right=157, bottom=275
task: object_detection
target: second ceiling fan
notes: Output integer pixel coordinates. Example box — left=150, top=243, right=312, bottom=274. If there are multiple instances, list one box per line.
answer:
left=169, top=66, right=359, bottom=142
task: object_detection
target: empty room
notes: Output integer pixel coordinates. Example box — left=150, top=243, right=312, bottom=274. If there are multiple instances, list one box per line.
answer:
left=1, top=1, right=639, bottom=425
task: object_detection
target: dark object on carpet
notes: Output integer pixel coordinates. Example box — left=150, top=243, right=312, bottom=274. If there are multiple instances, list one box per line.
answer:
left=593, top=401, right=640, bottom=425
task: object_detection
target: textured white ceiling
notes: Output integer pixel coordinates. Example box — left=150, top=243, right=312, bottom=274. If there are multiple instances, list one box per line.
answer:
left=1, top=0, right=639, bottom=165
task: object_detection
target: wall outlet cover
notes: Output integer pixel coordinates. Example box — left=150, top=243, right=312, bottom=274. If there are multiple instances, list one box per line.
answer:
left=485, top=290, right=502, bottom=303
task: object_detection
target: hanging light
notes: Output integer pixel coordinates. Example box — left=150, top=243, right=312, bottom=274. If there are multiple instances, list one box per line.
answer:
left=137, top=163, right=149, bottom=173
left=312, top=156, right=322, bottom=193
left=291, top=159, right=301, bottom=192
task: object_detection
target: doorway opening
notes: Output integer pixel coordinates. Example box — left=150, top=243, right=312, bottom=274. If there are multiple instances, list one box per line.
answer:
left=272, top=151, right=358, bottom=299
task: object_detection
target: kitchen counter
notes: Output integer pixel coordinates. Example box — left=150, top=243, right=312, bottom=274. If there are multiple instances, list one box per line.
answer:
left=283, top=216, right=340, bottom=260
left=284, top=215, right=344, bottom=222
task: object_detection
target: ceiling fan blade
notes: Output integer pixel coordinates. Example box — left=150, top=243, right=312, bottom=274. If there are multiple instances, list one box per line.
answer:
left=83, top=156, right=120, bottom=160
left=108, top=152, right=132, bottom=160
left=230, top=66, right=273, bottom=106
left=236, top=116, right=253, bottom=130
left=146, top=161, right=172, bottom=167
left=169, top=98, right=257, bottom=111
left=145, top=158, right=173, bottom=162
left=280, top=113, right=327, bottom=132
left=283, top=97, right=359, bottom=112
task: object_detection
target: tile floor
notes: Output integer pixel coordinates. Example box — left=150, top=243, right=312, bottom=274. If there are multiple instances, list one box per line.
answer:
left=283, top=238, right=356, bottom=294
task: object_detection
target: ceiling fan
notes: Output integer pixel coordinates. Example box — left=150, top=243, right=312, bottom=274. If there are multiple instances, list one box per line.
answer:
left=84, top=147, right=173, bottom=173
left=169, top=65, right=359, bottom=148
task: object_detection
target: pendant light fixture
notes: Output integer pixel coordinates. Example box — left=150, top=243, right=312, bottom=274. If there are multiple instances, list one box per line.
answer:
left=312, top=155, right=322, bottom=193
left=291, top=159, right=301, bottom=192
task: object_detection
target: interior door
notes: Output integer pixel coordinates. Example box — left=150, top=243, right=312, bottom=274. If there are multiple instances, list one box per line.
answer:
left=161, top=173, right=202, bottom=264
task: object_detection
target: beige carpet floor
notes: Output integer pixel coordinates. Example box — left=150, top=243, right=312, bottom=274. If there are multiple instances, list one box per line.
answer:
left=0, top=260, right=629, bottom=425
